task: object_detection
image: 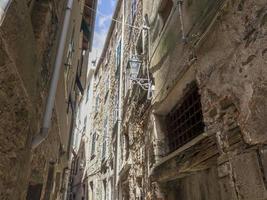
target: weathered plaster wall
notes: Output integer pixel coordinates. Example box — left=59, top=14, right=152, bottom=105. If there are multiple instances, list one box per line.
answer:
left=143, top=0, right=267, bottom=199
left=0, top=0, right=77, bottom=199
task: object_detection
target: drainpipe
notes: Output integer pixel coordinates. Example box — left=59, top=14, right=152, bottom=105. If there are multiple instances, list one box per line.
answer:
left=32, top=0, right=74, bottom=149
left=115, top=0, right=125, bottom=199
left=178, top=0, right=186, bottom=43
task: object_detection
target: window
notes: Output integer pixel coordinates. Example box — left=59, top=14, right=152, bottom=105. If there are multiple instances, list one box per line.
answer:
left=65, top=28, right=75, bottom=69
left=64, top=27, right=75, bottom=97
left=83, top=116, right=87, bottom=133
left=166, top=83, right=204, bottom=152
left=86, top=83, right=91, bottom=102
left=75, top=157, right=79, bottom=174
left=115, top=40, right=121, bottom=78
left=113, top=88, right=119, bottom=125
left=158, top=0, right=173, bottom=29
left=136, top=30, right=143, bottom=55
left=89, top=182, right=94, bottom=200
left=91, top=132, right=96, bottom=160
left=102, top=117, right=108, bottom=160
left=82, top=183, right=86, bottom=199
left=67, top=93, right=74, bottom=114
left=129, top=0, right=137, bottom=24
left=102, top=180, right=107, bottom=200
left=105, top=50, right=111, bottom=66
left=26, top=184, right=43, bottom=200
left=95, top=95, right=99, bottom=114
left=104, top=71, right=110, bottom=99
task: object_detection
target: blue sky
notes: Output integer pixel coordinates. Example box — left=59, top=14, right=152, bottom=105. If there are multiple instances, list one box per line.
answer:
left=89, top=0, right=117, bottom=64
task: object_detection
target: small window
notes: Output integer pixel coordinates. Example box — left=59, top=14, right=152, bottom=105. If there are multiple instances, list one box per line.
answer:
left=102, top=117, right=108, bottom=160
left=65, top=28, right=75, bottom=69
left=86, top=83, right=90, bottom=102
left=115, top=40, right=122, bottom=78
left=102, top=180, right=107, bottom=200
left=158, top=0, right=173, bottom=29
left=104, top=71, right=110, bottom=99
left=136, top=30, right=143, bottom=55
left=83, top=116, right=87, bottom=133
left=130, top=0, right=137, bottom=24
left=166, top=83, right=204, bottom=153
left=67, top=93, right=74, bottom=114
left=91, top=132, right=96, bottom=160
left=113, top=89, right=119, bottom=125
left=95, top=95, right=99, bottom=114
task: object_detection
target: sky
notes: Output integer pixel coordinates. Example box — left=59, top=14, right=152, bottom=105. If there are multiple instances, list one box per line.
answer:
left=89, top=0, right=117, bottom=67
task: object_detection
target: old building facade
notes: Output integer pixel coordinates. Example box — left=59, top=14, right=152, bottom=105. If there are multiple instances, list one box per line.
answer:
left=0, top=0, right=96, bottom=199
left=144, top=0, right=267, bottom=199
left=82, top=0, right=267, bottom=199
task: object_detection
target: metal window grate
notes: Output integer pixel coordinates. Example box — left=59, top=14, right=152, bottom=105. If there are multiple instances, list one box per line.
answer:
left=166, top=83, right=205, bottom=153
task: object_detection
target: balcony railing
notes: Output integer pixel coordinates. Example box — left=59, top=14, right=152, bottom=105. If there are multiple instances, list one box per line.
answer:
left=0, top=0, right=11, bottom=25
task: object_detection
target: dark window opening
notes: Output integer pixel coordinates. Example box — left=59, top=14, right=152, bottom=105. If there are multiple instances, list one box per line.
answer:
left=115, top=40, right=122, bottom=78
left=43, top=163, right=55, bottom=200
left=136, top=30, right=143, bottom=55
left=91, top=132, right=96, bottom=160
left=26, top=184, right=43, bottom=200
left=75, top=157, right=79, bottom=175
left=166, top=83, right=204, bottom=153
left=159, top=0, right=173, bottom=28
left=130, top=0, right=137, bottom=24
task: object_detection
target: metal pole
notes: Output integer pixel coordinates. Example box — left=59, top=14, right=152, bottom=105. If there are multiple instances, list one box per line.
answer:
left=115, top=0, right=125, bottom=199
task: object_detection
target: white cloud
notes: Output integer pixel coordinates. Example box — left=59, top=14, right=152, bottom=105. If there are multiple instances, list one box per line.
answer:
left=88, top=26, right=109, bottom=70
left=111, top=0, right=116, bottom=8
left=98, top=14, right=112, bottom=28
left=86, top=0, right=117, bottom=72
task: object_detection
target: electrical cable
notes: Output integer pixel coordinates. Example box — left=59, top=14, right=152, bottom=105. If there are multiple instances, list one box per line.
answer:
left=85, top=4, right=146, bottom=30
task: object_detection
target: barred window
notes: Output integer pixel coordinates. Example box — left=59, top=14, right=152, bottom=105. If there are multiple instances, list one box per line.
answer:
left=166, top=83, right=204, bottom=153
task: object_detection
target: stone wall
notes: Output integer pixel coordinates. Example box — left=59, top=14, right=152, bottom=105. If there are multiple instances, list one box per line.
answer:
left=143, top=0, right=267, bottom=199
left=0, top=0, right=84, bottom=199
left=84, top=0, right=267, bottom=199
left=85, top=2, right=124, bottom=199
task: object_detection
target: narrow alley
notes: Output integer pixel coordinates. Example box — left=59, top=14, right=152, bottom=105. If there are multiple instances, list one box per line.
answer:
left=1, top=0, right=267, bottom=200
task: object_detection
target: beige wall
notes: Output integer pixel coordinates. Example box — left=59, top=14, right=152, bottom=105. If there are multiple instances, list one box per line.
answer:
left=0, top=0, right=93, bottom=199
left=55, top=0, right=84, bottom=151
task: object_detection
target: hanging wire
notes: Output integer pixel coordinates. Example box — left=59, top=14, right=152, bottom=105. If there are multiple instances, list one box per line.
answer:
left=84, top=4, right=146, bottom=30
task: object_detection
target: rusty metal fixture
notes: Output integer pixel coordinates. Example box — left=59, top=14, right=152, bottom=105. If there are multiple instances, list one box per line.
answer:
left=166, top=83, right=205, bottom=153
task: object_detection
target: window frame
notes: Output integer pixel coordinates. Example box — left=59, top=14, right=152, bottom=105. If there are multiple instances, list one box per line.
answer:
left=102, top=116, right=109, bottom=160
left=104, top=70, right=110, bottom=100
left=94, top=94, right=99, bottom=115
left=86, top=83, right=90, bottom=102
left=90, top=132, right=96, bottom=160
left=166, top=83, right=205, bottom=153
left=130, top=0, right=138, bottom=24
left=115, top=39, right=122, bottom=78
